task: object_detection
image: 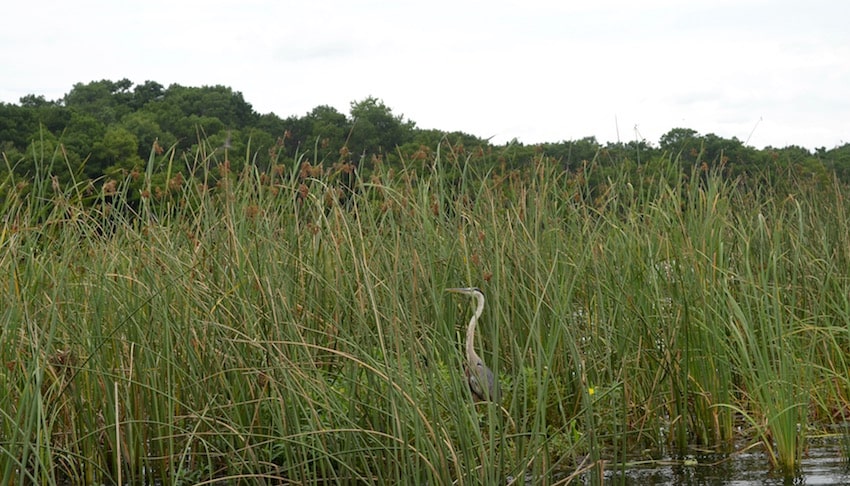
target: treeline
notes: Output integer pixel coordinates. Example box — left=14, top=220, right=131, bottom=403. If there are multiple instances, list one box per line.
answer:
left=2, top=78, right=850, bottom=192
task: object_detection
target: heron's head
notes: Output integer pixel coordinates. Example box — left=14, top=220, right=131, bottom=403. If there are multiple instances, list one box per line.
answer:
left=445, top=287, right=484, bottom=298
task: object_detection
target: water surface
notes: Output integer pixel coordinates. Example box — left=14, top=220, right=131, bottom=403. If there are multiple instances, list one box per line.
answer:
left=603, top=443, right=850, bottom=485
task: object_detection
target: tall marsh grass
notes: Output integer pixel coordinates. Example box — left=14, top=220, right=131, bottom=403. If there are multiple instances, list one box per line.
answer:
left=2, top=141, right=850, bottom=483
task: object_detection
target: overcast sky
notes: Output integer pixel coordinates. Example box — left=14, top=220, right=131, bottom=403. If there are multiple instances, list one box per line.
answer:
left=2, top=0, right=848, bottom=149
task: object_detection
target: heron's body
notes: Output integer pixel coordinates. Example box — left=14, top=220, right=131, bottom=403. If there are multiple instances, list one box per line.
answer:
left=447, top=287, right=501, bottom=402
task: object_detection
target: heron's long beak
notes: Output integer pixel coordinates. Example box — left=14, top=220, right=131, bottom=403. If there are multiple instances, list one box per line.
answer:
left=445, top=287, right=472, bottom=294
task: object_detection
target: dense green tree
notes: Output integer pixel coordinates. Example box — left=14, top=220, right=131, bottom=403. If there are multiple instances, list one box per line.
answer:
left=254, top=112, right=287, bottom=139
left=700, top=133, right=744, bottom=165
left=164, top=84, right=257, bottom=128
left=92, top=126, right=144, bottom=177
left=824, top=144, right=850, bottom=181
left=0, top=103, right=39, bottom=148
left=348, top=96, right=414, bottom=157
left=659, top=128, right=701, bottom=162
left=244, top=128, right=276, bottom=164
left=266, top=113, right=311, bottom=159
left=539, top=136, right=603, bottom=168
left=657, top=128, right=761, bottom=174
left=1, top=96, right=70, bottom=146
left=61, top=112, right=106, bottom=168
left=139, top=100, right=184, bottom=143
left=3, top=77, right=849, bottom=201
left=175, top=115, right=226, bottom=146
left=767, top=145, right=827, bottom=183
left=120, top=111, right=173, bottom=159
left=64, top=79, right=134, bottom=125
left=19, top=94, right=55, bottom=108
left=304, top=105, right=350, bottom=161
left=130, top=80, right=165, bottom=110
left=411, top=129, right=486, bottom=151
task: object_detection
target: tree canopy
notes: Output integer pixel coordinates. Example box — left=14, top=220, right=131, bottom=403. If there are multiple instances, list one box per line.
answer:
left=1, top=78, right=847, bottom=196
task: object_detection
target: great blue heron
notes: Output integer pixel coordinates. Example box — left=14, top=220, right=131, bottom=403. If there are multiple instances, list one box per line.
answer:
left=446, top=287, right=501, bottom=402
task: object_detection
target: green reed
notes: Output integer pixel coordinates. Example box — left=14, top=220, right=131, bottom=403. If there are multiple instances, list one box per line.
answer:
left=2, top=141, right=850, bottom=483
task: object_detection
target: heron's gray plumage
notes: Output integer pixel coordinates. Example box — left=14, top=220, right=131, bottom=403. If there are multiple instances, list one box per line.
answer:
left=447, top=287, right=501, bottom=402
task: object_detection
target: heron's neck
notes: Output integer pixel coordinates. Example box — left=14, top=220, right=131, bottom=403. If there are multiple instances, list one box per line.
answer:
left=465, top=296, right=485, bottom=361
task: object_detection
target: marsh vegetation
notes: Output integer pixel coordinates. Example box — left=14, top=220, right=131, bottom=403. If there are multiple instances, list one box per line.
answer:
left=3, top=138, right=850, bottom=484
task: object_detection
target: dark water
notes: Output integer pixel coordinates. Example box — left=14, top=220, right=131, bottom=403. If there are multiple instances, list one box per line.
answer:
left=603, top=443, right=850, bottom=485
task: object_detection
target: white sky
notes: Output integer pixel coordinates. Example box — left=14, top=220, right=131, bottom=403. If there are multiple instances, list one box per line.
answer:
left=2, top=0, right=848, bottom=149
